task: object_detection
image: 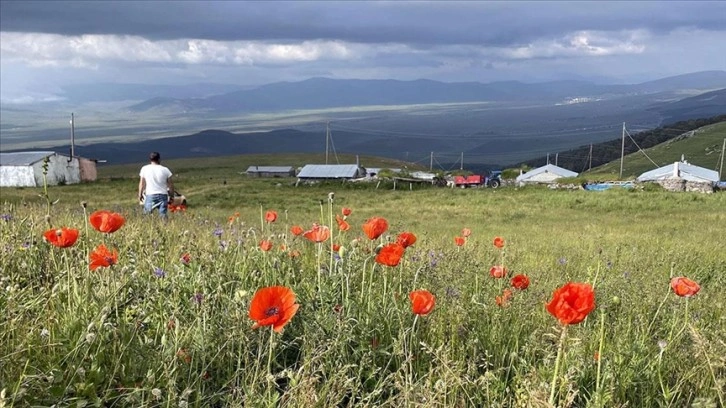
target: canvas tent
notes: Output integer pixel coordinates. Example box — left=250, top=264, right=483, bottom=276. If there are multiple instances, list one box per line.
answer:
left=297, top=164, right=365, bottom=180
left=516, top=164, right=578, bottom=184
left=636, top=161, right=719, bottom=184
left=246, top=166, right=296, bottom=177
left=0, top=151, right=93, bottom=187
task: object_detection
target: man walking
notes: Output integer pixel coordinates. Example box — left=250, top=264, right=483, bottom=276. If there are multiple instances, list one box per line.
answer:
left=138, top=152, right=173, bottom=218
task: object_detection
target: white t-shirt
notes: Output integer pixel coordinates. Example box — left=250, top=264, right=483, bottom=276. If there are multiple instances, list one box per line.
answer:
left=139, top=163, right=173, bottom=195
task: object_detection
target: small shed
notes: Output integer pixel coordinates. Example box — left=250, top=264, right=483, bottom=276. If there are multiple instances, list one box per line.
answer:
left=246, top=166, right=295, bottom=178
left=516, top=164, right=578, bottom=184
left=0, top=151, right=90, bottom=187
left=297, top=164, right=365, bottom=180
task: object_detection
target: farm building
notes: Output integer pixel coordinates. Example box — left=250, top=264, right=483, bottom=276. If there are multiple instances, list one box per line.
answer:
left=516, top=164, right=578, bottom=184
left=410, top=171, right=437, bottom=181
left=297, top=164, right=365, bottom=180
left=0, top=151, right=97, bottom=187
left=637, top=161, right=719, bottom=192
left=246, top=166, right=296, bottom=177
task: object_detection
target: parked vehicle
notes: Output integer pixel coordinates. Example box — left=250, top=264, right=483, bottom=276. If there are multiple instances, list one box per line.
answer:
left=453, top=171, right=502, bottom=188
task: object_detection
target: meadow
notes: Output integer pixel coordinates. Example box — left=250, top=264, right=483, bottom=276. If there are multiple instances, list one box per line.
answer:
left=1, top=169, right=725, bottom=407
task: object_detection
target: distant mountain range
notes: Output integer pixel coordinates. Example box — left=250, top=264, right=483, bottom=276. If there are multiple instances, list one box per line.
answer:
left=126, top=71, right=726, bottom=114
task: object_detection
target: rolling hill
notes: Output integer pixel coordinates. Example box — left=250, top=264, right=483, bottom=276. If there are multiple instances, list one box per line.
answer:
left=587, top=121, right=726, bottom=178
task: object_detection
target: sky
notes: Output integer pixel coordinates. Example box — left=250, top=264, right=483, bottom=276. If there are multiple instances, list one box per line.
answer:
left=1, top=0, right=725, bottom=103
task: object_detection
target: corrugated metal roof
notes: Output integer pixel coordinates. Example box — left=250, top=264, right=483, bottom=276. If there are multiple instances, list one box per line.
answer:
left=0, top=151, right=56, bottom=166
left=516, top=164, right=578, bottom=182
left=246, top=166, right=294, bottom=173
left=637, top=162, right=719, bottom=183
left=298, top=164, right=361, bottom=178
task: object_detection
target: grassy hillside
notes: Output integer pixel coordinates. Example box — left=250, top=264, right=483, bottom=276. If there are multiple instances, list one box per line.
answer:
left=587, top=121, right=725, bottom=178
left=1, top=157, right=726, bottom=406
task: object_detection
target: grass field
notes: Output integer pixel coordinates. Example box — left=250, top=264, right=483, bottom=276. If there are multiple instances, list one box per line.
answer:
left=1, top=166, right=725, bottom=407
left=588, top=121, right=726, bottom=178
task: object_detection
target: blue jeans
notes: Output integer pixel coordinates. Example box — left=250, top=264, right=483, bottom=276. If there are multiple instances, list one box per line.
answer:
left=144, top=194, right=169, bottom=217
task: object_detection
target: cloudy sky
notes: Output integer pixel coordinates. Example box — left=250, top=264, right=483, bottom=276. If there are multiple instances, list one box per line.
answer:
left=1, top=1, right=725, bottom=103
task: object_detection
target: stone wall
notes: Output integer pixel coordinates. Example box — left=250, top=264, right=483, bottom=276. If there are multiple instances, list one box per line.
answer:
left=655, top=178, right=714, bottom=193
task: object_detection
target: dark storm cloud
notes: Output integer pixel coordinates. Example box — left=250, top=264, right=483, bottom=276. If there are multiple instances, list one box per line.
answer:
left=2, top=1, right=725, bottom=46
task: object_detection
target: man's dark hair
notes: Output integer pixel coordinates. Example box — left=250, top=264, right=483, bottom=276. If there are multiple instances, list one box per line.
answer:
left=149, top=152, right=161, bottom=163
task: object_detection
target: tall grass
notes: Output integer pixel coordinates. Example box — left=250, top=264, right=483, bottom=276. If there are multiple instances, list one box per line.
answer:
left=1, top=180, right=724, bottom=407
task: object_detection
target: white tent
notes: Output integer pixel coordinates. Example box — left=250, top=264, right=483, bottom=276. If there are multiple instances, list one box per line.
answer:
left=516, top=164, right=578, bottom=184
left=637, top=161, right=719, bottom=183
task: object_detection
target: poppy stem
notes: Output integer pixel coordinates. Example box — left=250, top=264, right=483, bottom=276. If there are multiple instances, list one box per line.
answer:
left=549, top=325, right=568, bottom=406
left=259, top=204, right=264, bottom=234
left=595, top=311, right=605, bottom=398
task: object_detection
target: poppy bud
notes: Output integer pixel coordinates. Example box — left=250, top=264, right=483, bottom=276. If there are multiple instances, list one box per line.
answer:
left=611, top=296, right=620, bottom=306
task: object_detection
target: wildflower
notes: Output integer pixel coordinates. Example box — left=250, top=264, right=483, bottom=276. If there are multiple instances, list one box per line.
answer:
left=290, top=225, right=304, bottom=236
left=177, top=348, right=192, bottom=364
left=303, top=224, right=330, bottom=243
left=180, top=253, right=191, bottom=265
left=454, top=236, right=466, bottom=246
left=265, top=210, right=278, bottom=223
left=193, top=293, right=204, bottom=305
left=493, top=236, right=505, bottom=249
left=593, top=352, right=600, bottom=362
left=332, top=243, right=341, bottom=252
left=546, top=282, right=595, bottom=325
left=335, top=215, right=350, bottom=231
left=461, top=228, right=471, bottom=238
left=1, top=214, right=11, bottom=222
left=511, top=274, right=530, bottom=290
left=362, top=217, right=388, bottom=240
left=153, top=267, right=166, bottom=278
left=496, top=289, right=513, bottom=307
left=89, top=210, right=125, bottom=233
left=658, top=339, right=668, bottom=352
left=213, top=228, right=223, bottom=238
left=396, top=232, right=417, bottom=248
left=342, top=207, right=352, bottom=217
left=489, top=265, right=507, bottom=279
left=43, top=227, right=79, bottom=248
left=249, top=286, right=300, bottom=333
left=558, top=257, right=567, bottom=265
left=259, top=240, right=273, bottom=251
left=40, top=328, right=50, bottom=337
left=409, top=290, right=435, bottom=316
left=89, top=244, right=118, bottom=270
left=670, top=277, right=700, bottom=297
left=375, top=243, right=405, bottom=267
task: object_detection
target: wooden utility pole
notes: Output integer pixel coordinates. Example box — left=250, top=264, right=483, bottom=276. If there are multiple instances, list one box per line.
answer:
left=430, top=152, right=433, bottom=171
left=546, top=153, right=550, bottom=165
left=70, top=112, right=75, bottom=158
left=719, top=138, right=725, bottom=179
left=325, top=122, right=330, bottom=165
left=588, top=143, right=593, bottom=171
left=619, top=122, right=626, bottom=179
left=555, top=153, right=559, bottom=166
left=460, top=152, right=464, bottom=170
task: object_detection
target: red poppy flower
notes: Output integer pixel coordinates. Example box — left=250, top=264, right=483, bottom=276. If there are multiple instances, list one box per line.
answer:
left=289, top=250, right=301, bottom=258
left=670, top=277, right=700, bottom=297
left=89, top=210, right=125, bottom=233
left=396, top=232, right=417, bottom=248
left=342, top=207, right=352, bottom=217
left=375, top=243, right=405, bottom=267
left=265, top=210, right=277, bottom=223
left=249, top=286, right=300, bottom=333
left=332, top=243, right=341, bottom=252
left=89, top=244, right=118, bottom=270
left=495, top=289, right=513, bottom=307
left=493, top=236, right=505, bottom=249
left=234, top=212, right=240, bottom=218
left=362, top=217, right=388, bottom=240
left=489, top=265, right=508, bottom=278
left=336, top=215, right=350, bottom=231
left=290, top=225, right=304, bottom=236
left=180, top=253, right=191, bottom=265
left=228, top=216, right=236, bottom=224
left=454, top=236, right=466, bottom=246
left=43, top=227, right=79, bottom=248
left=546, top=282, right=595, bottom=325
left=303, top=224, right=330, bottom=243
left=259, top=240, right=273, bottom=251
left=462, top=228, right=472, bottom=238
left=511, top=274, right=530, bottom=290
left=409, top=290, right=435, bottom=316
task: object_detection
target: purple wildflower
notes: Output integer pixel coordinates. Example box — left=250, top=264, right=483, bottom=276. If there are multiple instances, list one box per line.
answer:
left=193, top=293, right=204, bottom=305
left=213, top=228, right=223, bottom=238
left=154, top=267, right=166, bottom=278
left=1, top=214, right=11, bottom=222
left=558, top=257, right=567, bottom=265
